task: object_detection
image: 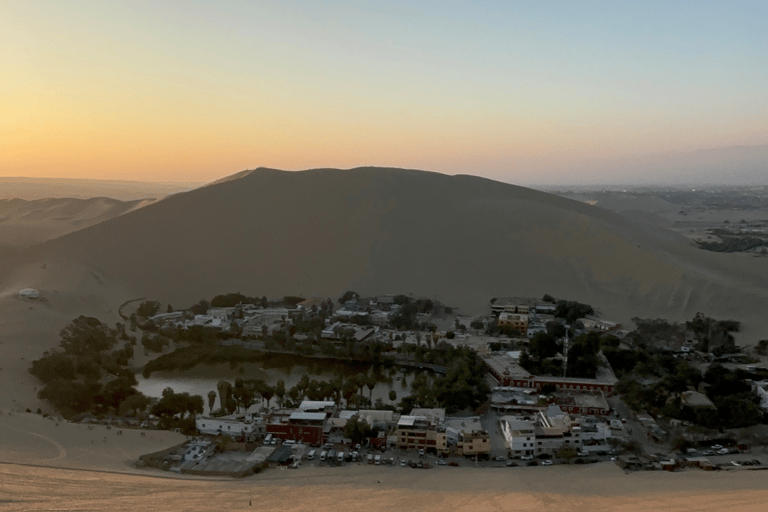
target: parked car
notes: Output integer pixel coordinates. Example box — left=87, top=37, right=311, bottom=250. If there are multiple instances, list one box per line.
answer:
left=506, top=461, right=518, bottom=467
left=375, top=455, right=381, bottom=465
left=577, top=451, right=589, bottom=457
left=437, top=459, right=446, bottom=465
left=521, top=455, right=534, bottom=461
left=448, top=461, right=459, bottom=467
left=400, top=459, right=406, bottom=467
left=419, top=449, right=425, bottom=457
left=526, top=460, right=538, bottom=466
left=367, top=454, right=373, bottom=464
left=541, top=460, right=553, bottom=466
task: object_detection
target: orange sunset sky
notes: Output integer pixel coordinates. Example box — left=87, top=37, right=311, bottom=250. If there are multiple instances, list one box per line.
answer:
left=2, top=1, right=767, bottom=186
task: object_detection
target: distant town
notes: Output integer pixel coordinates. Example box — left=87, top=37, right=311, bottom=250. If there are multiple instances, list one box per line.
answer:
left=24, top=290, right=768, bottom=476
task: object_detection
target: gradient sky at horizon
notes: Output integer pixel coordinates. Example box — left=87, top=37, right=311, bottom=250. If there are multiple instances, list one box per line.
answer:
left=2, top=1, right=767, bottom=185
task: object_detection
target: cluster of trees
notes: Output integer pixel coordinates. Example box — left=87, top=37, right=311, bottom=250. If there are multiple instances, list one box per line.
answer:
left=343, top=415, right=377, bottom=446
left=698, top=235, right=767, bottom=253
left=565, top=331, right=601, bottom=379
left=519, top=331, right=601, bottom=379
left=30, top=316, right=150, bottom=418
left=554, top=300, right=594, bottom=325
left=519, top=332, right=564, bottom=377
left=151, top=387, right=204, bottom=432
left=210, top=293, right=266, bottom=308
left=609, top=322, right=765, bottom=430
left=390, top=296, right=435, bottom=330
left=685, top=313, right=740, bottom=353
left=398, top=346, right=490, bottom=414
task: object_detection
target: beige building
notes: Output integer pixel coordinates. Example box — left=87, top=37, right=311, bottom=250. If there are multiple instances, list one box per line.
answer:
left=444, top=417, right=491, bottom=456
left=498, top=312, right=528, bottom=332
left=395, top=414, right=448, bottom=454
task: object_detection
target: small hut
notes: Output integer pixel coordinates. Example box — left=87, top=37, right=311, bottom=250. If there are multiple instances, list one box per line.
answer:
left=19, top=288, right=40, bottom=299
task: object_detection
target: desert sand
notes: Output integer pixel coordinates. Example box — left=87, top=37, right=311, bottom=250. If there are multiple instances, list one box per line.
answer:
left=0, top=197, right=157, bottom=248
left=1, top=411, right=767, bottom=512
left=3, top=168, right=767, bottom=334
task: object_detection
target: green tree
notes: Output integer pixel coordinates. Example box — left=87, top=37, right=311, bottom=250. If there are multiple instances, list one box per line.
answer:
left=29, top=351, right=76, bottom=384
left=137, top=300, right=161, bottom=319
left=58, top=316, right=117, bottom=356
left=343, top=415, right=373, bottom=446
left=389, top=390, right=397, bottom=404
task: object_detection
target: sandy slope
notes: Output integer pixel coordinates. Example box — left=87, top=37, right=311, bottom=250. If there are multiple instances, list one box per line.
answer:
left=0, top=260, right=129, bottom=411
left=7, top=167, right=767, bottom=327
left=0, top=197, right=157, bottom=247
left=0, top=411, right=766, bottom=512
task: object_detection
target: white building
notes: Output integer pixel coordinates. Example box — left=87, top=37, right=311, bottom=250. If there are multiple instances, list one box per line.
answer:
left=500, top=406, right=586, bottom=457
left=196, top=413, right=262, bottom=438
left=754, top=381, right=768, bottom=410
left=500, top=417, right=536, bottom=456
left=19, top=288, right=40, bottom=299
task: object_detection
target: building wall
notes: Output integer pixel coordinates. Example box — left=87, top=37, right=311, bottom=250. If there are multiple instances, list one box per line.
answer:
left=459, top=435, right=491, bottom=456
left=196, top=418, right=257, bottom=437
left=396, top=428, right=447, bottom=453
left=266, top=423, right=324, bottom=446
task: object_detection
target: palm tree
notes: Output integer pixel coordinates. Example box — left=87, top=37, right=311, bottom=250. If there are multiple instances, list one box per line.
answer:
left=275, top=379, right=286, bottom=408
left=366, top=375, right=377, bottom=405
left=207, top=390, right=217, bottom=414
left=298, top=374, right=310, bottom=401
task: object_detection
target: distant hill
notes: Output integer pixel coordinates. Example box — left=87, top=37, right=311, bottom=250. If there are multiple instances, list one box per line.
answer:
left=0, top=197, right=156, bottom=247
left=2, top=167, right=765, bottom=336
left=0, top=177, right=200, bottom=201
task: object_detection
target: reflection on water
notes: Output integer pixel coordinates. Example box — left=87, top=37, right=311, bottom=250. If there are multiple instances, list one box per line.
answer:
left=136, top=356, right=418, bottom=414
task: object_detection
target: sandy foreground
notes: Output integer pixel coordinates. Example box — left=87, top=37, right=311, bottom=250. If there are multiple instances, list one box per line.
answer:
left=2, top=412, right=768, bottom=512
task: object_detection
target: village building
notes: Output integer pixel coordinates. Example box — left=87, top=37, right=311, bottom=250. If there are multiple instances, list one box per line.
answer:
left=395, top=409, right=448, bottom=454
left=753, top=381, right=768, bottom=410
left=443, top=417, right=491, bottom=456
left=483, top=352, right=617, bottom=395
left=195, top=412, right=263, bottom=439
left=497, top=312, right=529, bottom=333
left=500, top=406, right=585, bottom=457
left=265, top=410, right=327, bottom=446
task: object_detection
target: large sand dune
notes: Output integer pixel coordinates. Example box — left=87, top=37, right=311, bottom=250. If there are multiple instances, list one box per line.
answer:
left=6, top=167, right=767, bottom=328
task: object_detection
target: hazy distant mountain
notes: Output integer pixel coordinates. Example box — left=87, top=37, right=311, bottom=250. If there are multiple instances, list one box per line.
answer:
left=539, top=145, right=768, bottom=187
left=0, top=177, right=200, bottom=201
left=4, top=167, right=766, bottom=338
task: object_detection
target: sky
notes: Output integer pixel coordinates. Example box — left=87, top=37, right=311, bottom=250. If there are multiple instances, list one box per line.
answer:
left=2, top=1, right=767, bottom=186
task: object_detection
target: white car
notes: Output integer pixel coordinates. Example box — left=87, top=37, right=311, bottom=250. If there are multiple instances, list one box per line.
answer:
left=541, top=460, right=553, bottom=466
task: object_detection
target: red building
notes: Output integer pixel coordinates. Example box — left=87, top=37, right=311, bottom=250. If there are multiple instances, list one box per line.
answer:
left=266, top=411, right=327, bottom=446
